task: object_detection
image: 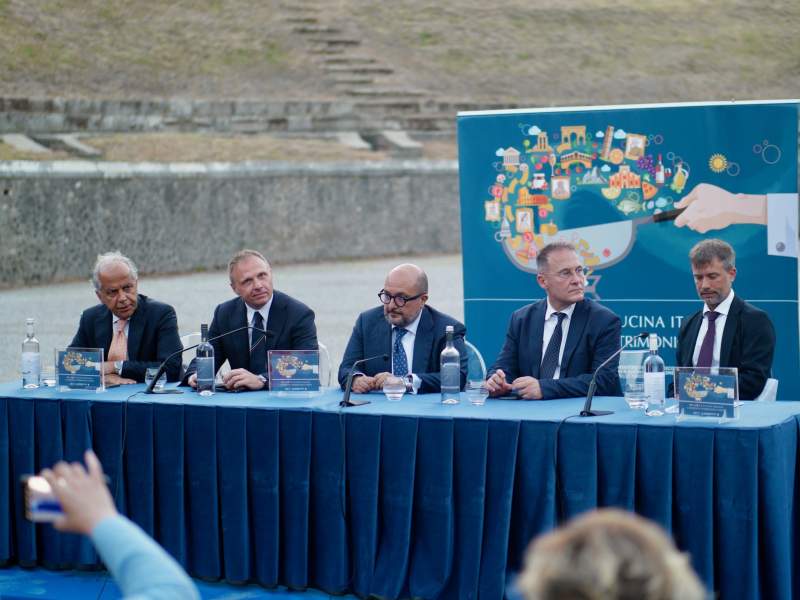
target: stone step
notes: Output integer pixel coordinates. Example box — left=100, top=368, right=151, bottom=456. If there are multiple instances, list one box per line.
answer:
left=285, top=17, right=318, bottom=24
left=280, top=4, right=321, bottom=12
left=324, top=65, right=394, bottom=75
left=402, top=114, right=456, bottom=132
left=343, top=88, right=425, bottom=98
left=309, top=38, right=361, bottom=46
left=336, top=131, right=372, bottom=151
left=1, top=133, right=50, bottom=153
left=321, top=56, right=377, bottom=65
left=329, top=77, right=375, bottom=86
left=45, top=134, right=102, bottom=156
left=293, top=26, right=341, bottom=35
left=309, top=47, right=346, bottom=55
left=354, top=99, right=424, bottom=113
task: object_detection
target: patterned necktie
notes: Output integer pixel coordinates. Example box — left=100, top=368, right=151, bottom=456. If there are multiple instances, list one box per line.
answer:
left=392, top=328, right=409, bottom=376
left=540, top=312, right=567, bottom=379
left=696, top=311, right=719, bottom=368
left=249, top=311, right=267, bottom=375
left=107, top=319, right=128, bottom=362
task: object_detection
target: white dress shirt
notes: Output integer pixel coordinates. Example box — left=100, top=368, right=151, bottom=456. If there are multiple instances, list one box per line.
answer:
left=246, top=296, right=273, bottom=349
left=692, top=289, right=735, bottom=367
left=393, top=310, right=423, bottom=393
left=541, top=301, right=576, bottom=379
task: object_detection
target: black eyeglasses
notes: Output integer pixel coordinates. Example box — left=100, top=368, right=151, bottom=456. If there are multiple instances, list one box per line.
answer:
left=378, top=289, right=424, bottom=307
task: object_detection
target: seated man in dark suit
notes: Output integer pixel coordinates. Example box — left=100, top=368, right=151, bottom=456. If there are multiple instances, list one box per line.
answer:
left=184, top=249, right=318, bottom=391
left=676, top=238, right=775, bottom=400
left=338, top=263, right=468, bottom=394
left=70, top=252, right=182, bottom=384
left=486, top=242, right=621, bottom=400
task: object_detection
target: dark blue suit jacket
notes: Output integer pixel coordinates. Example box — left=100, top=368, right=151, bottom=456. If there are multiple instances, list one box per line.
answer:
left=489, top=298, right=621, bottom=399
left=676, top=294, right=775, bottom=400
left=338, top=305, right=469, bottom=393
left=70, top=294, right=183, bottom=382
left=183, top=290, right=318, bottom=383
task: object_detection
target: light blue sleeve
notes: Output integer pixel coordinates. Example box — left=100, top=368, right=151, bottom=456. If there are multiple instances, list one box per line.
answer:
left=90, top=514, right=199, bottom=600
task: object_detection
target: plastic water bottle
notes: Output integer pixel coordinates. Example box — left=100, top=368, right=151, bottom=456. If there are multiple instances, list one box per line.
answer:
left=196, top=323, right=215, bottom=396
left=21, top=318, right=41, bottom=389
left=440, top=326, right=460, bottom=404
left=643, top=333, right=665, bottom=415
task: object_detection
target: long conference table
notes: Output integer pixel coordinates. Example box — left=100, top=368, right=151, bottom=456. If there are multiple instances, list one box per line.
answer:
left=0, top=382, right=799, bottom=600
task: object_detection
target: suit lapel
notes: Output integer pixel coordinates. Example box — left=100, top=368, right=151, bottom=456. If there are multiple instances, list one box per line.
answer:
left=682, top=310, right=704, bottom=365
left=96, top=308, right=114, bottom=354
left=720, top=295, right=742, bottom=367
left=126, top=296, right=145, bottom=361
left=561, top=300, right=588, bottom=375
left=233, top=299, right=250, bottom=366
left=529, top=300, right=546, bottom=378
left=411, top=307, right=434, bottom=374
left=265, top=292, right=287, bottom=352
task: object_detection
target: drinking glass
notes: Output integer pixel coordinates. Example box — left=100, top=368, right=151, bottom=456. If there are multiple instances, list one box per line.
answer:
left=465, top=380, right=489, bottom=406
left=383, top=375, right=405, bottom=401
left=40, top=367, right=56, bottom=388
left=145, top=367, right=166, bottom=391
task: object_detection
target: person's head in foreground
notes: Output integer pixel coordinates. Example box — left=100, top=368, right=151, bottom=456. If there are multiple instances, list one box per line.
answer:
left=518, top=509, right=706, bottom=600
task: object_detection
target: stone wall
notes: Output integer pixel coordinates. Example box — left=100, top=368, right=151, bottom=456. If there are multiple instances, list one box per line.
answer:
left=0, top=160, right=459, bottom=288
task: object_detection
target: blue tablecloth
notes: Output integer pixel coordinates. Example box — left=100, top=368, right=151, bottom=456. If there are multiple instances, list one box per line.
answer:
left=1, top=382, right=798, bottom=599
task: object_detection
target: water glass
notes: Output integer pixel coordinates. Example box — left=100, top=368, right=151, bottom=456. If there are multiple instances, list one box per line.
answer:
left=383, top=375, right=406, bottom=401
left=620, top=366, right=647, bottom=410
left=145, top=367, right=166, bottom=391
left=40, top=367, right=56, bottom=388
left=465, top=380, right=489, bottom=405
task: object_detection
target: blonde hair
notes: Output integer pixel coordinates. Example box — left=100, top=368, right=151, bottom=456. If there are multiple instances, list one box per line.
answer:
left=518, top=509, right=706, bottom=600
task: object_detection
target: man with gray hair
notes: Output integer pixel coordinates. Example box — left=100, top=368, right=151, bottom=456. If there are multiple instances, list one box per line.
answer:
left=676, top=238, right=775, bottom=399
left=70, top=252, right=182, bottom=384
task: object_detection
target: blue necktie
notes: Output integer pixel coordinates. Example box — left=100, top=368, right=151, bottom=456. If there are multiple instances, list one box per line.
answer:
left=540, top=312, right=567, bottom=379
left=393, top=328, right=409, bottom=376
left=249, top=312, right=267, bottom=375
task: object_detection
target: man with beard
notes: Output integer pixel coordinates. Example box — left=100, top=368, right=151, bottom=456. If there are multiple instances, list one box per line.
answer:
left=676, top=238, right=775, bottom=400
left=486, top=241, right=621, bottom=400
left=338, top=263, right=468, bottom=394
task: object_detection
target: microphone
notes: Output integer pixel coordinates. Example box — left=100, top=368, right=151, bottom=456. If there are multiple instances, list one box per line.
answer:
left=145, top=325, right=272, bottom=394
left=580, top=332, right=649, bottom=417
left=339, top=354, right=390, bottom=407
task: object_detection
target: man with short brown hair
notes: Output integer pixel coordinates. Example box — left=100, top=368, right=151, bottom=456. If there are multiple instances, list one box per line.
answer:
left=676, top=238, right=775, bottom=399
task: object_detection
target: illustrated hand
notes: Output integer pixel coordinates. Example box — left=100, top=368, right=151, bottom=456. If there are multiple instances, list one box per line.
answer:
left=486, top=369, right=513, bottom=396
left=40, top=450, right=117, bottom=535
left=674, top=183, right=766, bottom=233
left=512, top=376, right=543, bottom=400
left=351, top=374, right=375, bottom=394
left=222, top=368, right=264, bottom=390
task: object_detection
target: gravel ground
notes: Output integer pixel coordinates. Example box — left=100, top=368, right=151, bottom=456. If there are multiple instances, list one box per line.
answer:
left=0, top=253, right=463, bottom=384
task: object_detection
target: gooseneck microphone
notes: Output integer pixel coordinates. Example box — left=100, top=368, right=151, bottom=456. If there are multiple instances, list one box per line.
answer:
left=340, top=354, right=390, bottom=407
left=580, top=331, right=649, bottom=417
left=145, top=325, right=272, bottom=394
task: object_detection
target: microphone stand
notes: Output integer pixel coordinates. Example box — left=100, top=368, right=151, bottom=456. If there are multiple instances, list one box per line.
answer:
left=580, top=331, right=649, bottom=417
left=145, top=325, right=268, bottom=394
left=340, top=354, right=390, bottom=407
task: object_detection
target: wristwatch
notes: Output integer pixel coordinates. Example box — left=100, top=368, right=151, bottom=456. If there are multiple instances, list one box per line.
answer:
left=405, top=374, right=414, bottom=393
left=114, top=360, right=123, bottom=375
left=257, top=374, right=268, bottom=389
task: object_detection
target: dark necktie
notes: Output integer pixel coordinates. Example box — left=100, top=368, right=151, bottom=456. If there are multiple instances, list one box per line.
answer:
left=249, top=311, right=267, bottom=375
left=696, top=311, right=719, bottom=368
left=393, top=328, right=409, bottom=376
left=540, top=312, right=567, bottom=379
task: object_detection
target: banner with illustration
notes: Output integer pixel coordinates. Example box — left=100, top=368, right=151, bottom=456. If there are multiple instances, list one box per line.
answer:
left=458, top=101, right=799, bottom=399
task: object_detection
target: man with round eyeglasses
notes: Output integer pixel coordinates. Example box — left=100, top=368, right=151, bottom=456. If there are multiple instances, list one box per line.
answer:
left=486, top=241, right=621, bottom=400
left=338, top=263, right=468, bottom=394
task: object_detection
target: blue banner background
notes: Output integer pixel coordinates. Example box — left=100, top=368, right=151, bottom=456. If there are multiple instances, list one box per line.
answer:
left=458, top=101, right=799, bottom=399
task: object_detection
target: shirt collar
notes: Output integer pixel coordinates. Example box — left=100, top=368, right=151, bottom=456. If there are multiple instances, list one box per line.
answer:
left=246, top=295, right=274, bottom=327
left=704, top=289, right=735, bottom=316
left=545, top=300, right=577, bottom=321
left=396, top=309, right=423, bottom=336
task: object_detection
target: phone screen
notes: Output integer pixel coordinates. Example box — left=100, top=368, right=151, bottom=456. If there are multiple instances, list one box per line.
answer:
left=21, top=475, right=64, bottom=522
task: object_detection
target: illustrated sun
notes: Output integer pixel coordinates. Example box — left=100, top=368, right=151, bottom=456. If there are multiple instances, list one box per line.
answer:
left=709, top=153, right=728, bottom=173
